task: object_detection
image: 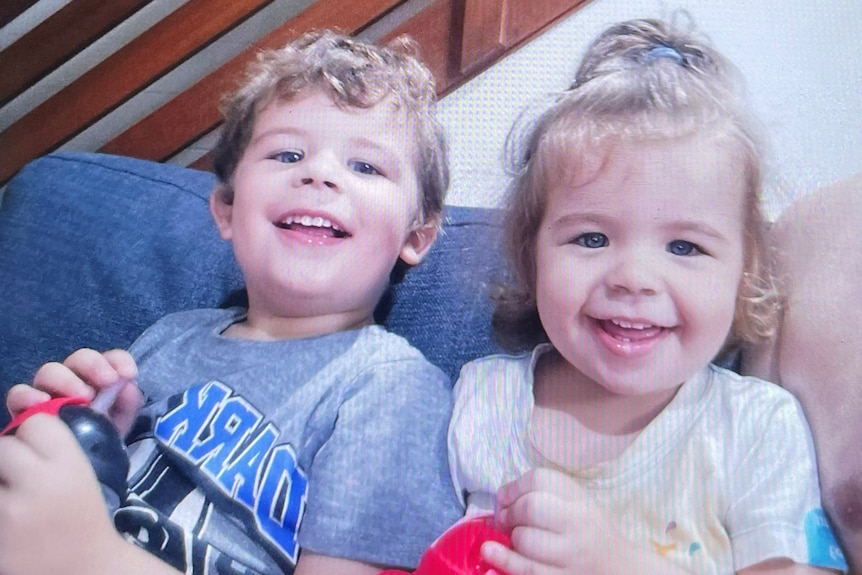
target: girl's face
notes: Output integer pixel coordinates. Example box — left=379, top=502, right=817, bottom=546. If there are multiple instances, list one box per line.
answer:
left=534, top=134, right=746, bottom=397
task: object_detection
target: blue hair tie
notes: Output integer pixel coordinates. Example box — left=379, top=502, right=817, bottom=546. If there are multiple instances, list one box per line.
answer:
left=642, top=44, right=686, bottom=65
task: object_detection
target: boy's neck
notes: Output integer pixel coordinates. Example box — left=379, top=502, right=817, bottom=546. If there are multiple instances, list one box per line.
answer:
left=222, top=309, right=374, bottom=341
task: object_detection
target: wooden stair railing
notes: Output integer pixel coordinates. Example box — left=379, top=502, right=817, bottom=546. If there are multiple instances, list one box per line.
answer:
left=0, top=0, right=591, bottom=185
left=0, top=0, right=277, bottom=185
left=100, top=0, right=406, bottom=166
left=0, top=0, right=154, bottom=107
left=0, top=0, right=39, bottom=29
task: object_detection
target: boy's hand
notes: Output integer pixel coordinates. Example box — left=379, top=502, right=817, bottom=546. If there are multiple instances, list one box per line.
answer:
left=0, top=414, right=128, bottom=575
left=484, top=467, right=622, bottom=575
left=6, top=348, right=143, bottom=436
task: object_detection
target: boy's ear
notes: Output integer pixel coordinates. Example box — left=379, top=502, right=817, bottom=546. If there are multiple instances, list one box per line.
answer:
left=399, top=216, right=440, bottom=266
left=209, top=186, right=234, bottom=240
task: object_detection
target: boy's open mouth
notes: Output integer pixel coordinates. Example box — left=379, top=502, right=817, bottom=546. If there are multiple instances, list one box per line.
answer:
left=275, top=215, right=351, bottom=239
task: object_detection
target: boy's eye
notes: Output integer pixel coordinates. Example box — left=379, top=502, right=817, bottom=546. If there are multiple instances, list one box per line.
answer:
left=573, top=232, right=609, bottom=249
left=667, top=240, right=702, bottom=256
left=271, top=151, right=303, bottom=164
left=349, top=160, right=381, bottom=176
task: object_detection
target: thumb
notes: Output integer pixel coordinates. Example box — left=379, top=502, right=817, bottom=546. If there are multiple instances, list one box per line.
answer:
left=99, top=380, right=144, bottom=438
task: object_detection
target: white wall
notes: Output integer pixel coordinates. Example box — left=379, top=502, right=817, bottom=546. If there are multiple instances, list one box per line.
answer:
left=438, top=0, right=862, bottom=220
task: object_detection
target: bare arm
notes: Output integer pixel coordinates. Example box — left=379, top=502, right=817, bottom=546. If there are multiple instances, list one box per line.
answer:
left=294, top=552, right=387, bottom=575
left=740, top=175, right=862, bottom=572
left=739, top=558, right=842, bottom=575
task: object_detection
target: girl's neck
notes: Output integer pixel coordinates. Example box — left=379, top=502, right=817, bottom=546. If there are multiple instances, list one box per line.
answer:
left=530, top=349, right=680, bottom=468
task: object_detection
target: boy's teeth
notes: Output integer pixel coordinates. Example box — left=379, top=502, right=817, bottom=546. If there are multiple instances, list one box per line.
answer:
left=283, top=215, right=340, bottom=231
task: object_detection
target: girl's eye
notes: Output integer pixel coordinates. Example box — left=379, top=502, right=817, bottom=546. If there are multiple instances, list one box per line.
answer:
left=667, top=240, right=702, bottom=256
left=271, top=151, right=303, bottom=164
left=349, top=160, right=381, bottom=176
left=573, top=233, right=608, bottom=249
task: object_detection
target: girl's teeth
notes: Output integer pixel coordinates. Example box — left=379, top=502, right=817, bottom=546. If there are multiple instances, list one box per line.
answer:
left=611, top=319, right=653, bottom=330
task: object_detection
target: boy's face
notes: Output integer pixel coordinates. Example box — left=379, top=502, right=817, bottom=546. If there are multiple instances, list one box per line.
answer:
left=211, top=90, right=436, bottom=337
left=534, top=134, right=746, bottom=404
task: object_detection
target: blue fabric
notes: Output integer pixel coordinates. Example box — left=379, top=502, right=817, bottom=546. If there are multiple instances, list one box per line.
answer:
left=0, top=152, right=505, bottom=427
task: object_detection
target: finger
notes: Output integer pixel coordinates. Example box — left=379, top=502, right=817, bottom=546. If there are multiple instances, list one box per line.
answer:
left=509, top=525, right=567, bottom=567
left=497, top=468, right=538, bottom=509
left=63, top=348, right=127, bottom=394
left=101, top=349, right=138, bottom=381
left=481, top=540, right=552, bottom=575
left=12, top=414, right=83, bottom=463
left=31, top=361, right=97, bottom=400
left=0, top=433, right=41, bottom=485
left=107, top=383, right=144, bottom=437
left=497, top=490, right=567, bottom=534
left=5, top=384, right=51, bottom=417
left=499, top=467, right=578, bottom=507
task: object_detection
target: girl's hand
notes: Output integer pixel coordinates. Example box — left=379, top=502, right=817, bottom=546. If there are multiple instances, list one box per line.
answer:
left=484, top=467, right=620, bottom=575
left=485, top=468, right=694, bottom=575
left=0, top=413, right=128, bottom=575
left=6, top=348, right=142, bottom=436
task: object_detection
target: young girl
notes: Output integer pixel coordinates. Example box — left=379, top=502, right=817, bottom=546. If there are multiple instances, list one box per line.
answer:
left=448, top=19, right=848, bottom=575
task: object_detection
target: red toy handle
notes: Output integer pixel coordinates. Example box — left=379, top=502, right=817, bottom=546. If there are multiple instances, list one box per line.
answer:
left=1, top=396, right=90, bottom=436
left=381, top=515, right=512, bottom=575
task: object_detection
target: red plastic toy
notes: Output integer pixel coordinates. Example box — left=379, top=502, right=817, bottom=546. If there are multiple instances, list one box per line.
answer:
left=381, top=515, right=512, bottom=575
left=1, top=396, right=90, bottom=436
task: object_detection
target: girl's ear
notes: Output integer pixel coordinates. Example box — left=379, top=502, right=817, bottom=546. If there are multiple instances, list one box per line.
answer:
left=209, top=186, right=234, bottom=240
left=399, top=216, right=440, bottom=266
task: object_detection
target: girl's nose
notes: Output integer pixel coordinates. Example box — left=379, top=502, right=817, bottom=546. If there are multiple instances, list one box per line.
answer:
left=298, top=177, right=337, bottom=189
left=605, top=252, right=660, bottom=296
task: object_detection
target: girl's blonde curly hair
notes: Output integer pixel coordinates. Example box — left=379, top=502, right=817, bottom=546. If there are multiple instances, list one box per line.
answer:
left=494, top=18, right=780, bottom=356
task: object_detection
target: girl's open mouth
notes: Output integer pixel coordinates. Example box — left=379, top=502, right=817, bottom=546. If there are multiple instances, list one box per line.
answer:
left=594, top=317, right=670, bottom=357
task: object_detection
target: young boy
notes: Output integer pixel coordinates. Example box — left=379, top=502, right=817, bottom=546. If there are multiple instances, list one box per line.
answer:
left=0, top=31, right=463, bottom=575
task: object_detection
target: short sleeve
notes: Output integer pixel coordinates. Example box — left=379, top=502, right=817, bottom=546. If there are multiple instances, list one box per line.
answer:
left=297, top=357, right=464, bottom=568
left=726, top=393, right=848, bottom=572
left=448, top=355, right=533, bottom=517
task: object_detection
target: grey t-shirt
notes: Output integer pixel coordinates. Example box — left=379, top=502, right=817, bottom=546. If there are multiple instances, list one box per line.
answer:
left=118, top=308, right=463, bottom=574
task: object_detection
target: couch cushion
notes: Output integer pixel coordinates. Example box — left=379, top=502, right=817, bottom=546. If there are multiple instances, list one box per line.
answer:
left=0, top=152, right=504, bottom=427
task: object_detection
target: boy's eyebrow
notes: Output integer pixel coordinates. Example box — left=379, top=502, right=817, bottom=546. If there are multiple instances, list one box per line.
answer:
left=249, top=131, right=404, bottom=162
left=551, top=211, right=613, bottom=228
left=250, top=126, right=306, bottom=145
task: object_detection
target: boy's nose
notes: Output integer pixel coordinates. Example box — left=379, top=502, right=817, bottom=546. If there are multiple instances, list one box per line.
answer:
left=292, top=152, right=340, bottom=191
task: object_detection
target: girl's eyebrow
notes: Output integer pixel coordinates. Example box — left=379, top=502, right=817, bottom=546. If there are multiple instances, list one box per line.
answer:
left=351, top=136, right=402, bottom=160
left=551, top=212, right=731, bottom=242
left=666, top=220, right=728, bottom=241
